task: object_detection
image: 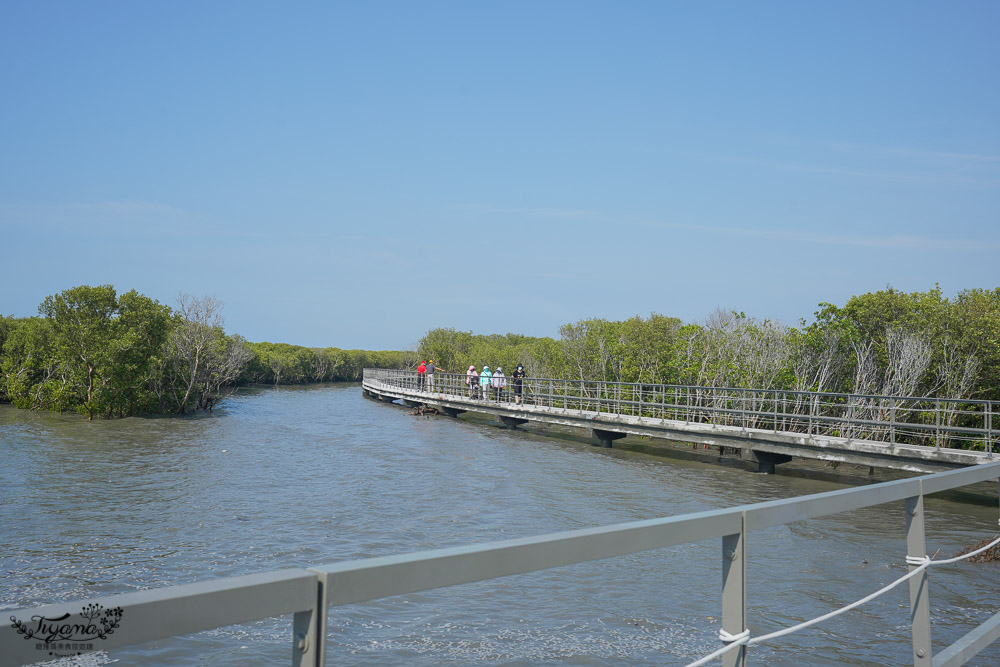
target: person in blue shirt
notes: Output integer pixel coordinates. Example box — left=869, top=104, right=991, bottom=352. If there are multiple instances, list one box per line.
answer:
left=479, top=365, right=493, bottom=401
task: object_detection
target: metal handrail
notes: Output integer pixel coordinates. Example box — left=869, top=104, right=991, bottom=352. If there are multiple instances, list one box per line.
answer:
left=409, top=368, right=999, bottom=405
left=4, top=461, right=1000, bottom=666
left=374, top=369, right=996, bottom=452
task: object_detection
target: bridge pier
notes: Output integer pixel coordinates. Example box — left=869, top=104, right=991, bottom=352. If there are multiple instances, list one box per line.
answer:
left=750, top=450, right=792, bottom=474
left=377, top=394, right=397, bottom=403
left=440, top=407, right=466, bottom=418
left=500, top=416, right=528, bottom=429
left=593, top=429, right=627, bottom=448
left=403, top=399, right=423, bottom=408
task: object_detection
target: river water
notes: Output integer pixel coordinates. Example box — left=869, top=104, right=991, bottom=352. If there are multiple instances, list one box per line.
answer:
left=2, top=383, right=999, bottom=666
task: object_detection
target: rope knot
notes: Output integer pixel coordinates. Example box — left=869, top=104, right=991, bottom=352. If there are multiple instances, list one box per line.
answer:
left=718, top=628, right=750, bottom=644
left=905, top=555, right=931, bottom=566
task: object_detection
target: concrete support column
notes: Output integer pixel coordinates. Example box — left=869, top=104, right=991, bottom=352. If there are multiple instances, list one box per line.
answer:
left=500, top=416, right=528, bottom=428
left=440, top=407, right=466, bottom=418
left=751, top=450, right=792, bottom=474
left=592, top=428, right=627, bottom=448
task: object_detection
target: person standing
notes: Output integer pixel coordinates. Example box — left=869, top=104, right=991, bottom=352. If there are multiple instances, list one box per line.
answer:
left=480, top=365, right=492, bottom=401
left=512, top=363, right=526, bottom=405
left=416, top=360, right=427, bottom=391
left=492, top=366, right=506, bottom=402
left=466, top=365, right=478, bottom=399
left=426, top=360, right=440, bottom=392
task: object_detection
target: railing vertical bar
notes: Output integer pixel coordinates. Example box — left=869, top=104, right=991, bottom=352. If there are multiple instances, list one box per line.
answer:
left=989, top=403, right=994, bottom=454
left=936, top=399, right=941, bottom=448
left=773, top=389, right=779, bottom=432
left=809, top=395, right=815, bottom=436
left=906, top=491, right=932, bottom=667
left=292, top=600, right=324, bottom=667
left=721, top=517, right=747, bottom=667
left=891, top=405, right=897, bottom=445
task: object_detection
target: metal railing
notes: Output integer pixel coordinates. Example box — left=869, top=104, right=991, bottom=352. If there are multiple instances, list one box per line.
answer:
left=371, top=369, right=997, bottom=452
left=4, top=462, right=1000, bottom=666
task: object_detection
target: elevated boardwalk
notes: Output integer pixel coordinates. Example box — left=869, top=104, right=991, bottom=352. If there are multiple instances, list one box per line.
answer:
left=363, top=369, right=999, bottom=474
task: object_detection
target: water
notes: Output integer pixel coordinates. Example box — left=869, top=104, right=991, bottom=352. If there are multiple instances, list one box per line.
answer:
left=2, top=383, right=999, bottom=666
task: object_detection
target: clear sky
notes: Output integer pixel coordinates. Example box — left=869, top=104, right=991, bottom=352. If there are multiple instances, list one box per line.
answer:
left=2, top=1, right=998, bottom=350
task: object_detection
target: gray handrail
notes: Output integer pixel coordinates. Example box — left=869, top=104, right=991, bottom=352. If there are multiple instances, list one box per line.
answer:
left=4, top=461, right=1000, bottom=666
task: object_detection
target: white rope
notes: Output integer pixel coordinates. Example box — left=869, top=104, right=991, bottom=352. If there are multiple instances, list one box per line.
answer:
left=748, top=562, right=929, bottom=644
left=908, top=529, right=1000, bottom=566
left=683, top=520, right=1000, bottom=666
left=684, top=629, right=749, bottom=667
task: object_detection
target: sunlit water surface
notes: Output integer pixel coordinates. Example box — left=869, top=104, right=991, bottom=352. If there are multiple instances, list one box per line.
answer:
left=2, top=384, right=998, bottom=665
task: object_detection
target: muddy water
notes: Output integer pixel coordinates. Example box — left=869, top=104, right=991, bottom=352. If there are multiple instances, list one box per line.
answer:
left=2, top=383, right=998, bottom=665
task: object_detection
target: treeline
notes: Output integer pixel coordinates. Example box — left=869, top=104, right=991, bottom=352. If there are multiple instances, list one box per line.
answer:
left=4, top=284, right=997, bottom=420
left=418, top=286, right=1000, bottom=401
left=0, top=285, right=411, bottom=419
left=241, top=342, right=413, bottom=385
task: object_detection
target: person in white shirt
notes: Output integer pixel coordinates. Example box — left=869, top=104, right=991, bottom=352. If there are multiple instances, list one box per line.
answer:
left=492, top=366, right=507, bottom=402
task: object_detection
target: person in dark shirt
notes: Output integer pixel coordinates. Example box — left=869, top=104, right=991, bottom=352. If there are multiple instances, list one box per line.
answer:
left=512, top=364, right=526, bottom=405
left=426, top=360, right=441, bottom=391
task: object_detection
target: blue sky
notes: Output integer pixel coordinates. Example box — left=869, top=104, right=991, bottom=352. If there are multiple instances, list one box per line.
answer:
left=2, top=1, right=998, bottom=350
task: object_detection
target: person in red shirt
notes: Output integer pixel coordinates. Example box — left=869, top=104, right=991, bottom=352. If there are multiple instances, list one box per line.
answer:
left=416, top=361, right=427, bottom=391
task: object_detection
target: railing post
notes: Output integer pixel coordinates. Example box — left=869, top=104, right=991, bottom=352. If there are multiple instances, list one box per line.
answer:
left=988, top=402, right=994, bottom=454
left=773, top=390, right=779, bottom=432
left=806, top=395, right=816, bottom=435
left=935, top=400, right=941, bottom=448
left=905, top=492, right=932, bottom=667
left=292, top=600, right=324, bottom=667
left=740, top=389, right=746, bottom=428
left=891, top=405, right=896, bottom=445
left=721, top=516, right=747, bottom=667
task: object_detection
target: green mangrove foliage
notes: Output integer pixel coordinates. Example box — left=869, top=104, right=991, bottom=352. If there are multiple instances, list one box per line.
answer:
left=241, top=342, right=413, bottom=385
left=2, top=285, right=172, bottom=418
left=418, top=286, right=1000, bottom=402
left=0, top=285, right=409, bottom=418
